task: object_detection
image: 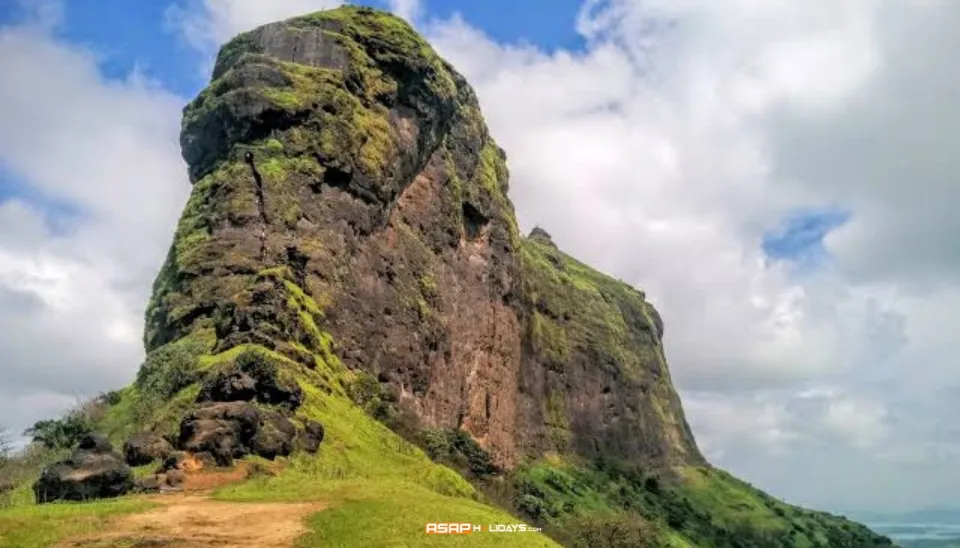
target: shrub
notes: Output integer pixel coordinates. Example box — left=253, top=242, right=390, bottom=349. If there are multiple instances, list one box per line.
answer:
left=566, top=513, right=666, bottom=548
left=346, top=373, right=396, bottom=422
left=24, top=414, right=92, bottom=450
left=418, top=428, right=500, bottom=478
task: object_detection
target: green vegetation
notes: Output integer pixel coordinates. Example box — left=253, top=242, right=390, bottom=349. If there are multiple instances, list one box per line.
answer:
left=519, top=236, right=659, bottom=380
left=296, top=493, right=560, bottom=548
left=419, top=429, right=501, bottom=478
left=0, top=498, right=154, bottom=548
left=492, top=457, right=893, bottom=548
left=23, top=415, right=92, bottom=451
left=209, top=344, right=558, bottom=548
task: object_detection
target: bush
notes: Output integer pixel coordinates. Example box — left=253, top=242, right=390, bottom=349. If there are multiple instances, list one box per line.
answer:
left=0, top=427, right=9, bottom=461
left=418, top=428, right=500, bottom=478
left=447, top=429, right=500, bottom=477
left=518, top=493, right=549, bottom=520
left=98, top=390, right=124, bottom=406
left=135, top=332, right=208, bottom=400
left=346, top=373, right=396, bottom=422
left=566, top=513, right=666, bottom=548
left=421, top=429, right=451, bottom=460
left=24, top=414, right=93, bottom=450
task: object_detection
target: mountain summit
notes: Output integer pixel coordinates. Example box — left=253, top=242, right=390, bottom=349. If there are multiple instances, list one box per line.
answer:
left=16, top=6, right=894, bottom=547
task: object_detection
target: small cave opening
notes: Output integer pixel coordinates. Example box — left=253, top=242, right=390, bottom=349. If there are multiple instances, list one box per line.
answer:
left=461, top=202, right=489, bottom=241
left=312, top=164, right=352, bottom=193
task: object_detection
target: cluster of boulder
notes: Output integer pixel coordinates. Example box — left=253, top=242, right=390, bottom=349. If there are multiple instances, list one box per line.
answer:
left=33, top=356, right=324, bottom=504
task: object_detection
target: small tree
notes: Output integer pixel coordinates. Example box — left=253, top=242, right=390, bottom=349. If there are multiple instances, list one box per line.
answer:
left=0, top=427, right=10, bottom=462
left=24, top=414, right=92, bottom=450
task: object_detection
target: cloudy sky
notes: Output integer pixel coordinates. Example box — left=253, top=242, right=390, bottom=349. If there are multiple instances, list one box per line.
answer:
left=1, top=0, right=958, bottom=514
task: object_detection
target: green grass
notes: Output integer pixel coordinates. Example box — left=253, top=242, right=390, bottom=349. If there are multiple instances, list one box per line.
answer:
left=0, top=498, right=154, bottom=548
left=296, top=489, right=560, bottom=547
left=211, top=357, right=562, bottom=547
left=499, top=456, right=894, bottom=548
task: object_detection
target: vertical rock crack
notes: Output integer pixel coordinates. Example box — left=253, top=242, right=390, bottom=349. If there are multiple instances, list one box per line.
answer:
left=244, top=151, right=269, bottom=260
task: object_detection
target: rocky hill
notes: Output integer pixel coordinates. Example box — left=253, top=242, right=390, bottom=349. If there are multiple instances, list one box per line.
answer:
left=6, top=6, right=895, bottom=548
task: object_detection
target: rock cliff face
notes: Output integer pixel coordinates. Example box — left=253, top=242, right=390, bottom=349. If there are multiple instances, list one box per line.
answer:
left=145, top=6, right=703, bottom=471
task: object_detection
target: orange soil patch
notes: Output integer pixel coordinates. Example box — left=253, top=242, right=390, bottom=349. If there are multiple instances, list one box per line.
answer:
left=179, top=463, right=251, bottom=492
left=60, top=462, right=320, bottom=548
left=61, top=494, right=325, bottom=548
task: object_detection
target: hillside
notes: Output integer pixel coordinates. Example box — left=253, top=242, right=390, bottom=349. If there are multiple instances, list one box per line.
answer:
left=0, top=6, right=895, bottom=548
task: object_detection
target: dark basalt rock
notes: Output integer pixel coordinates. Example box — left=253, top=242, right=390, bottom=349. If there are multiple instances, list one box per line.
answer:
left=77, top=433, right=113, bottom=453
left=250, top=411, right=297, bottom=459
left=297, top=420, right=325, bottom=454
left=33, top=435, right=133, bottom=504
left=158, top=450, right=190, bottom=472
left=178, top=402, right=298, bottom=466
left=197, top=350, right=304, bottom=411
left=528, top=226, right=557, bottom=249
left=134, top=469, right=187, bottom=493
left=123, top=432, right=174, bottom=466
left=199, top=370, right=258, bottom=403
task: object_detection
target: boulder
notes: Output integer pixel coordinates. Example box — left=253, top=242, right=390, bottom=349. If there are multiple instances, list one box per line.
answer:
left=134, top=470, right=187, bottom=493
left=198, top=370, right=258, bottom=403
left=178, top=402, right=296, bottom=465
left=77, top=433, right=113, bottom=453
left=158, top=450, right=190, bottom=472
left=250, top=411, right=297, bottom=459
left=165, top=469, right=186, bottom=487
left=33, top=435, right=133, bottom=503
left=123, top=432, right=173, bottom=466
left=298, top=420, right=325, bottom=454
left=133, top=475, right=163, bottom=493
left=196, top=351, right=304, bottom=411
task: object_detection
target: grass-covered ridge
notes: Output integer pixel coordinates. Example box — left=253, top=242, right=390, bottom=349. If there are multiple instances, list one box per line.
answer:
left=496, top=456, right=894, bottom=548
left=517, top=234, right=704, bottom=465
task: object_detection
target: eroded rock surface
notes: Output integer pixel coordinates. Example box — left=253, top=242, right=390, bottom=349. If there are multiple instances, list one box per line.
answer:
left=197, top=350, right=304, bottom=410
left=34, top=434, right=134, bottom=504
left=144, top=5, right=702, bottom=471
left=178, top=402, right=297, bottom=466
left=124, top=432, right=174, bottom=466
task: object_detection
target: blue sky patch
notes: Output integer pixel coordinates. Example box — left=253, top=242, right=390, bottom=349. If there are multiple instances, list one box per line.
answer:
left=411, top=0, right=586, bottom=52
left=0, top=0, right=588, bottom=104
left=762, top=208, right=851, bottom=269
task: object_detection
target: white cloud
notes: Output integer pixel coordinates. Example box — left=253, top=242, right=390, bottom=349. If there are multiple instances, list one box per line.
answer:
left=0, top=14, right=187, bottom=435
left=424, top=0, right=960, bottom=511
left=388, top=0, right=421, bottom=23
left=165, top=0, right=345, bottom=55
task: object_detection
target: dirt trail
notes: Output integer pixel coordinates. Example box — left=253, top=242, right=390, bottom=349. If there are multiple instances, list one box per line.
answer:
left=61, top=465, right=326, bottom=548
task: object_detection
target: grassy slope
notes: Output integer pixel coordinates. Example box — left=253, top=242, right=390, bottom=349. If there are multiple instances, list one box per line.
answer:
left=0, top=358, right=560, bottom=548
left=506, top=236, right=893, bottom=548
left=503, top=454, right=893, bottom=548
left=212, top=369, right=562, bottom=547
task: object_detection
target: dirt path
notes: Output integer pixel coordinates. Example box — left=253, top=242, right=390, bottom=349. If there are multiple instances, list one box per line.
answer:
left=61, top=465, right=326, bottom=548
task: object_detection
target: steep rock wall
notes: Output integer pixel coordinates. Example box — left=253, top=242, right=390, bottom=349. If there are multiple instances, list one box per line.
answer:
left=144, top=6, right=703, bottom=470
